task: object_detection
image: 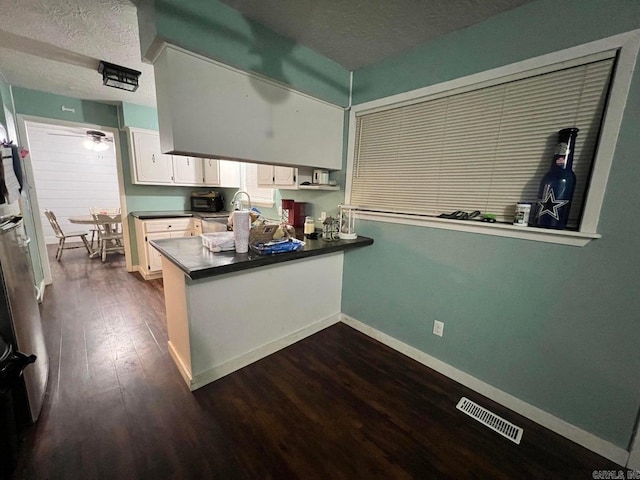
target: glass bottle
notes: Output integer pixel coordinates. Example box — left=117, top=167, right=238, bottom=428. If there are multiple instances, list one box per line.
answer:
left=304, top=216, right=315, bottom=236
left=533, top=128, right=579, bottom=230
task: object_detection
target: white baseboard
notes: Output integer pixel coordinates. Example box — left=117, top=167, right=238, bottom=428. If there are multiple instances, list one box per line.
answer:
left=136, top=264, right=162, bottom=280
left=189, top=314, right=341, bottom=391
left=340, top=314, right=629, bottom=467
left=168, top=340, right=193, bottom=386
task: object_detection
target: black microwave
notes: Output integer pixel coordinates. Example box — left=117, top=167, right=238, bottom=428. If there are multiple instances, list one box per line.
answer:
left=190, top=192, right=224, bottom=212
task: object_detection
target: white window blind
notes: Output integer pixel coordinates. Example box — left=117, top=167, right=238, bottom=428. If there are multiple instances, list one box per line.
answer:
left=350, top=55, right=616, bottom=228
left=242, top=163, right=274, bottom=207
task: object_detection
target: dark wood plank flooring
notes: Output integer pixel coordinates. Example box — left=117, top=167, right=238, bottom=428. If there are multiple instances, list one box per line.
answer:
left=12, top=244, right=621, bottom=479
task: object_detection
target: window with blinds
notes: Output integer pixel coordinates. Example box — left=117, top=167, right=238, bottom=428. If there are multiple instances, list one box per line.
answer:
left=349, top=54, right=616, bottom=229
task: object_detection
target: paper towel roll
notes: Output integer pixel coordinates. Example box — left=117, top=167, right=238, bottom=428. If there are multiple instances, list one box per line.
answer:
left=233, top=210, right=251, bottom=253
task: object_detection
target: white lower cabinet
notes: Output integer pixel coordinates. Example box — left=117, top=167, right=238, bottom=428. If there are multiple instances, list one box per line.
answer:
left=135, top=217, right=194, bottom=280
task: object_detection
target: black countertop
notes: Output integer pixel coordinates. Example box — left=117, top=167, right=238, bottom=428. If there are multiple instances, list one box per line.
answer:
left=130, top=211, right=230, bottom=220
left=150, top=235, right=374, bottom=280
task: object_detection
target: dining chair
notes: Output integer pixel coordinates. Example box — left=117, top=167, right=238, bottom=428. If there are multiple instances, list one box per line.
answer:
left=88, top=207, right=120, bottom=248
left=92, top=213, right=124, bottom=262
left=44, top=210, right=92, bottom=261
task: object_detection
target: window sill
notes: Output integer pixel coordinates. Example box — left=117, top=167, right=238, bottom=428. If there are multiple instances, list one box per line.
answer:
left=356, top=211, right=600, bottom=247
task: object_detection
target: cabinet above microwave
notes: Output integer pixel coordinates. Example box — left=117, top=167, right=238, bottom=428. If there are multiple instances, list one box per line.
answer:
left=152, top=44, right=344, bottom=171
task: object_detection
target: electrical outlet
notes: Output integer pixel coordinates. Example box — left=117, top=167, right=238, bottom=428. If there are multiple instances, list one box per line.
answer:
left=433, top=320, right=444, bottom=337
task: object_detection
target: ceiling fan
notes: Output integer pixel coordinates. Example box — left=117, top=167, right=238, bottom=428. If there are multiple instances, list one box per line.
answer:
left=48, top=129, right=113, bottom=152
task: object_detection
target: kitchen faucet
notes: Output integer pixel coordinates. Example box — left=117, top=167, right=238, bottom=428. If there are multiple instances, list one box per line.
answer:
left=231, top=190, right=252, bottom=211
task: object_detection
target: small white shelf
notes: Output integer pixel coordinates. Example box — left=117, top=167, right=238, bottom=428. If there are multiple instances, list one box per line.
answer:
left=298, top=185, right=340, bottom=191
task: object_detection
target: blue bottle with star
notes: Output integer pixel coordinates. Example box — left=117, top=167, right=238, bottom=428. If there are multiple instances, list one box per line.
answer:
left=533, top=128, right=579, bottom=230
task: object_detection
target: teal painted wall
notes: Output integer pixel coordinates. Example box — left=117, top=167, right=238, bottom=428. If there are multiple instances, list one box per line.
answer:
left=141, top=0, right=351, bottom=106
left=12, top=87, right=120, bottom=127
left=121, top=102, right=159, bottom=131
left=345, top=0, right=640, bottom=449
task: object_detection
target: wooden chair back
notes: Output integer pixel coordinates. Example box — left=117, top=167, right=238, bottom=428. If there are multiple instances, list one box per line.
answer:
left=89, top=207, right=120, bottom=216
left=92, top=213, right=122, bottom=237
left=44, top=209, right=64, bottom=238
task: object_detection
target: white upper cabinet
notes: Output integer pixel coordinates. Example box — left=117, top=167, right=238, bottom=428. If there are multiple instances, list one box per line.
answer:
left=153, top=44, right=344, bottom=170
left=129, top=128, right=242, bottom=187
left=173, top=156, right=204, bottom=185
left=130, top=129, right=174, bottom=185
left=256, top=165, right=297, bottom=188
left=203, top=158, right=221, bottom=186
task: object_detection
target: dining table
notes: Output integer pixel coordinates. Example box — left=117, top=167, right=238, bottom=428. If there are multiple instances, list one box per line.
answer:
left=69, top=214, right=122, bottom=259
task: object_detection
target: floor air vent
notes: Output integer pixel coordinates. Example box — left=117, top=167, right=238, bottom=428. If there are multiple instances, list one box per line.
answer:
left=456, top=397, right=523, bottom=444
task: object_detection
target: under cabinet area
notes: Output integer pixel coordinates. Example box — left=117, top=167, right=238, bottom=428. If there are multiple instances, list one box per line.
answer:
left=135, top=217, right=194, bottom=280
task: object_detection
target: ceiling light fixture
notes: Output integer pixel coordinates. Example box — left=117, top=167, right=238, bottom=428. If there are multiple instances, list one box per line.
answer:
left=98, top=60, right=141, bottom=92
left=84, top=138, right=110, bottom=152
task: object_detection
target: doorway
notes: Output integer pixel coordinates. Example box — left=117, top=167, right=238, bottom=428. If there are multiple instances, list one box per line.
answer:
left=25, top=122, right=120, bottom=245
left=16, top=115, right=132, bottom=289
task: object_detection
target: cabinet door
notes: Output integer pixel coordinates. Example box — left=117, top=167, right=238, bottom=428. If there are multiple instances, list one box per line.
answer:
left=132, top=130, right=174, bottom=184
left=192, top=219, right=202, bottom=237
left=203, top=158, right=220, bottom=186
left=173, top=156, right=204, bottom=185
left=274, top=166, right=297, bottom=187
left=256, top=164, right=275, bottom=186
left=146, top=232, right=169, bottom=273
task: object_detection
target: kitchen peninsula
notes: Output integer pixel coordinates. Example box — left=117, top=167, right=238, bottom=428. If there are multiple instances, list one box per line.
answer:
left=151, top=235, right=373, bottom=390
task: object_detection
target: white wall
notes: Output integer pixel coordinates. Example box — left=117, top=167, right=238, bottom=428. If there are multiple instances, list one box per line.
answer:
left=25, top=122, right=120, bottom=243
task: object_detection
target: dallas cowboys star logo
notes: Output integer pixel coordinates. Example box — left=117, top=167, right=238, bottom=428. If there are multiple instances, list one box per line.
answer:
left=536, top=185, right=569, bottom=221
left=536, top=185, right=569, bottom=220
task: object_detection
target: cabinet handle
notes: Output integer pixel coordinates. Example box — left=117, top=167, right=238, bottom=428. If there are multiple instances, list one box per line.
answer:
left=187, top=158, right=190, bottom=166
left=152, top=154, right=156, bottom=163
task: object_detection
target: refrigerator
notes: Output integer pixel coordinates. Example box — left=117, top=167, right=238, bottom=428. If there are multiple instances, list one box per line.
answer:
left=0, top=145, right=48, bottom=424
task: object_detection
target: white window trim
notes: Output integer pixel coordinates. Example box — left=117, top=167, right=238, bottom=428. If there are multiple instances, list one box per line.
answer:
left=240, top=163, right=275, bottom=208
left=346, top=30, right=640, bottom=247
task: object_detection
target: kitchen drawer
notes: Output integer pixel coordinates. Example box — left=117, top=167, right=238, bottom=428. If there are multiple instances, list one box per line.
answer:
left=143, top=218, right=192, bottom=233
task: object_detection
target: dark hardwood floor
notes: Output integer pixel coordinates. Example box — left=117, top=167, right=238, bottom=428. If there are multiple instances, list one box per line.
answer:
left=12, top=244, right=621, bottom=479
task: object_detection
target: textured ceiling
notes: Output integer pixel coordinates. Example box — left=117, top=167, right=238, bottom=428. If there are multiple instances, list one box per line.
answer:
left=221, top=0, right=535, bottom=70
left=0, top=0, right=533, bottom=108
left=0, top=0, right=155, bottom=107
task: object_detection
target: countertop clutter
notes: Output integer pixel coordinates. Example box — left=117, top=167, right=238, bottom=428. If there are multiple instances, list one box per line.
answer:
left=150, top=235, right=374, bottom=280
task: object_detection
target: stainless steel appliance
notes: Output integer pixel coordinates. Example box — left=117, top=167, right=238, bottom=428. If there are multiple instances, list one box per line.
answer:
left=0, top=216, right=48, bottom=424
left=190, top=191, right=224, bottom=212
left=0, top=146, right=48, bottom=426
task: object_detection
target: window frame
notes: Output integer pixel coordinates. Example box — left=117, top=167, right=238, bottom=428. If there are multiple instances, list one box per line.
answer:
left=241, top=162, right=275, bottom=208
left=345, top=30, right=640, bottom=247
